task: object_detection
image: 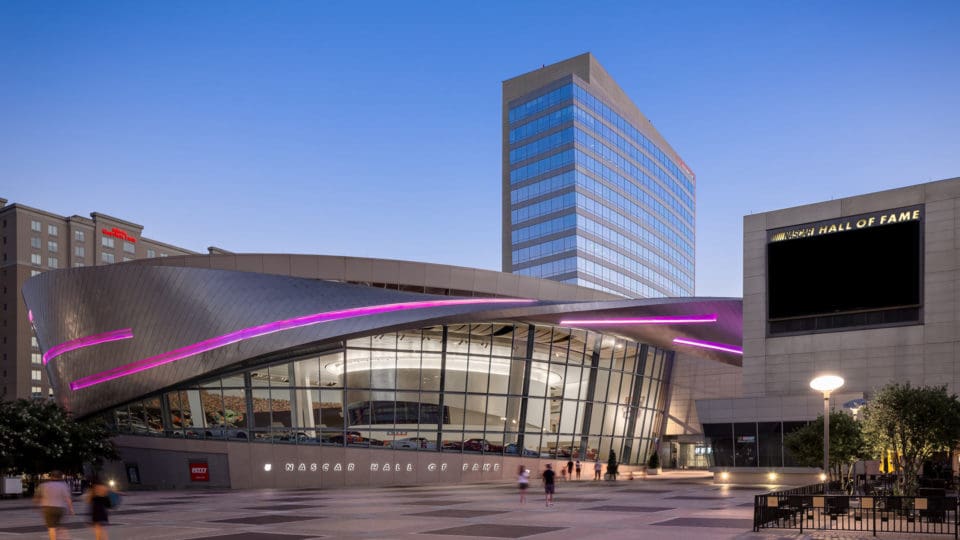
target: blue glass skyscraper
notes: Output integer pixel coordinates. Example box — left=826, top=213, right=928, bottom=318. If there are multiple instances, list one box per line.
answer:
left=502, top=53, right=696, bottom=298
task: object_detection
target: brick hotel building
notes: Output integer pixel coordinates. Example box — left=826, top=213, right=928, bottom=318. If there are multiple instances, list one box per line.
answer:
left=0, top=198, right=196, bottom=400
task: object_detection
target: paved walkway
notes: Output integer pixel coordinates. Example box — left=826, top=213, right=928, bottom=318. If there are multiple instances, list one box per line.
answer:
left=0, top=471, right=938, bottom=539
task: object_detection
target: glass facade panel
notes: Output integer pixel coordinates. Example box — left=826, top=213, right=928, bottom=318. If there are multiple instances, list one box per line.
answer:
left=506, top=79, right=696, bottom=299
left=104, top=322, right=673, bottom=464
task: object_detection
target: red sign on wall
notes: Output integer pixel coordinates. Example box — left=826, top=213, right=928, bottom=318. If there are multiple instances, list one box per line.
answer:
left=101, top=227, right=137, bottom=243
left=189, top=462, right=209, bottom=482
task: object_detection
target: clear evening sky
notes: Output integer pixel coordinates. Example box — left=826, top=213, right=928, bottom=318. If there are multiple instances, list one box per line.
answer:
left=2, top=1, right=958, bottom=297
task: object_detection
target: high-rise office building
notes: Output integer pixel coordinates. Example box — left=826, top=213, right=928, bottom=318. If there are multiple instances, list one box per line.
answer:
left=0, top=198, right=196, bottom=400
left=502, top=53, right=696, bottom=298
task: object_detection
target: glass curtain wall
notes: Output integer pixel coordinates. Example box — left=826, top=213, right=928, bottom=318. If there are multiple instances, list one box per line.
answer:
left=109, top=322, right=673, bottom=465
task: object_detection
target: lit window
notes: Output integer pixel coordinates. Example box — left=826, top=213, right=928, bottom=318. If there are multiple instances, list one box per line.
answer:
left=73, top=262, right=84, bottom=268
left=48, top=257, right=58, bottom=269
left=31, top=386, right=42, bottom=397
left=31, top=353, right=41, bottom=365
left=47, top=224, right=57, bottom=236
left=101, top=236, right=114, bottom=248
left=123, top=241, right=135, bottom=254
left=146, top=249, right=156, bottom=258
left=101, top=252, right=115, bottom=264
left=30, top=253, right=41, bottom=266
left=75, top=230, right=85, bottom=241
left=31, top=220, right=41, bottom=232
left=48, top=240, right=58, bottom=252
left=31, top=336, right=38, bottom=348
left=31, top=369, right=42, bottom=381
left=31, top=237, right=40, bottom=249
left=30, top=270, right=41, bottom=277
left=75, top=246, right=85, bottom=257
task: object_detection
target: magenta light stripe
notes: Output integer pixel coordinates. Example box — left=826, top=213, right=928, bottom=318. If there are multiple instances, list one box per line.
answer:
left=43, top=328, right=134, bottom=365
left=70, top=297, right=535, bottom=391
left=672, top=337, right=743, bottom=355
left=560, top=313, right=717, bottom=326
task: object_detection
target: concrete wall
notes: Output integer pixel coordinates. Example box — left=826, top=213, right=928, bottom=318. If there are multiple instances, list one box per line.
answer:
left=665, top=352, right=742, bottom=435
left=742, top=177, right=960, bottom=400
left=108, top=435, right=644, bottom=491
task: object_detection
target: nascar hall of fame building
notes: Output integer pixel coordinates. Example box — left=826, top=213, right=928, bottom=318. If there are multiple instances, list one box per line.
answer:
left=23, top=254, right=742, bottom=489
left=698, top=176, right=960, bottom=484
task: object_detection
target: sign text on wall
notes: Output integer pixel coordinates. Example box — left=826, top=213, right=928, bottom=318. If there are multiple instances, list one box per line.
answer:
left=768, top=205, right=923, bottom=243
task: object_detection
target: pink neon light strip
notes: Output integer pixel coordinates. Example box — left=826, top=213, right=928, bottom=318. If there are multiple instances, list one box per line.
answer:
left=70, top=297, right=535, bottom=391
left=672, top=337, right=743, bottom=355
left=44, top=328, right=134, bottom=365
left=560, top=313, right=717, bottom=326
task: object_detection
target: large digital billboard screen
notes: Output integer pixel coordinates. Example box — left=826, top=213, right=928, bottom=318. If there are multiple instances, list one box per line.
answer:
left=767, top=206, right=922, bottom=329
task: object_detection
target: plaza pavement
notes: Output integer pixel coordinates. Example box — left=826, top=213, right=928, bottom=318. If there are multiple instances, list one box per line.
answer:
left=0, top=471, right=935, bottom=539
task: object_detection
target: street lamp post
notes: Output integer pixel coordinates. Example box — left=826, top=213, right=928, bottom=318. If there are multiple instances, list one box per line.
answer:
left=810, top=375, right=844, bottom=485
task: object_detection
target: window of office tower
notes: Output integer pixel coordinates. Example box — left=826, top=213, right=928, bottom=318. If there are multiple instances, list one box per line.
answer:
left=507, top=83, right=694, bottom=297
left=107, top=323, right=672, bottom=466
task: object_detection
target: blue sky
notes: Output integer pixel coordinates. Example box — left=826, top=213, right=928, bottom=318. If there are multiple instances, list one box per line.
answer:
left=2, top=1, right=958, bottom=297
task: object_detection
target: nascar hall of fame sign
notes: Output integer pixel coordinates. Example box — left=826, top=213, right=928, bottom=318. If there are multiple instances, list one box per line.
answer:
left=266, top=461, right=503, bottom=475
left=768, top=205, right=923, bottom=243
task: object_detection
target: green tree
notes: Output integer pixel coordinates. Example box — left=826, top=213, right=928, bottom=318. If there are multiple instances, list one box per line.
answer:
left=859, top=383, right=960, bottom=496
left=0, top=399, right=118, bottom=485
left=783, top=410, right=866, bottom=489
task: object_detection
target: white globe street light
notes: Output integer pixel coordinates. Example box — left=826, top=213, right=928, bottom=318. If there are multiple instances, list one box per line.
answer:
left=810, top=375, right=844, bottom=484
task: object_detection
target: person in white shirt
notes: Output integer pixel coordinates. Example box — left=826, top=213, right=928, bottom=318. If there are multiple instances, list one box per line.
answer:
left=34, top=470, right=75, bottom=540
left=517, top=465, right=530, bottom=503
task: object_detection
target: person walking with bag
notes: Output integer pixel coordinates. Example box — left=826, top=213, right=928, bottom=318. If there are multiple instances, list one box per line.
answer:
left=34, top=470, right=74, bottom=540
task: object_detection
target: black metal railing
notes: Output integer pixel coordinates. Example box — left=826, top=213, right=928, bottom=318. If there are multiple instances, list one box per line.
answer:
left=755, top=485, right=959, bottom=537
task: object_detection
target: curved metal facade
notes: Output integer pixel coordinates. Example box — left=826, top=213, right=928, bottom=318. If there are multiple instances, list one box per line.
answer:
left=22, top=256, right=741, bottom=469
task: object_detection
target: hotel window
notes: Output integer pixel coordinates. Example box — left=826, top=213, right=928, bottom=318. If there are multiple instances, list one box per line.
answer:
left=48, top=257, right=58, bottom=269
left=32, top=386, right=42, bottom=397
left=31, top=220, right=41, bottom=232
left=75, top=230, right=85, bottom=241
left=31, top=270, right=41, bottom=277
left=146, top=249, right=156, bottom=258
left=48, top=224, right=57, bottom=236
left=75, top=246, right=85, bottom=257
left=48, top=240, right=58, bottom=252
left=102, top=236, right=114, bottom=248
left=30, top=253, right=41, bottom=265
left=31, top=237, right=40, bottom=249
left=123, top=241, right=135, bottom=254
left=101, top=252, right=115, bottom=264
left=31, top=353, right=41, bottom=365
left=32, top=369, right=42, bottom=381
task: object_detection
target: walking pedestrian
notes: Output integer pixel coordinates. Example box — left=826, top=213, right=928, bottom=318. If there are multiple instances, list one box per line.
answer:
left=566, top=459, right=574, bottom=480
left=575, top=460, right=582, bottom=480
left=86, top=476, right=113, bottom=540
left=517, top=465, right=530, bottom=504
left=34, top=470, right=74, bottom=540
left=593, top=459, right=602, bottom=480
left=542, top=464, right=556, bottom=506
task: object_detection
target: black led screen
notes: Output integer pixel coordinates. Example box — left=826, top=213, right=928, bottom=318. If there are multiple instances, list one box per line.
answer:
left=768, top=220, right=921, bottom=320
